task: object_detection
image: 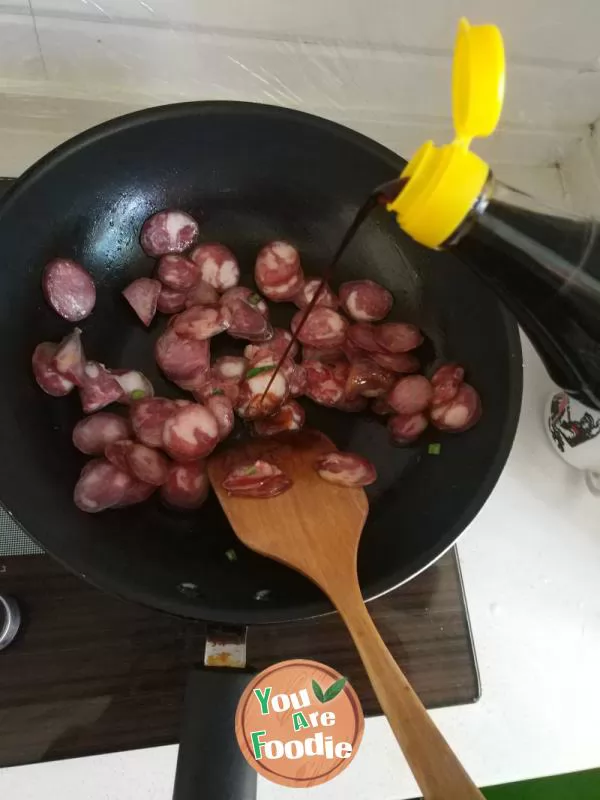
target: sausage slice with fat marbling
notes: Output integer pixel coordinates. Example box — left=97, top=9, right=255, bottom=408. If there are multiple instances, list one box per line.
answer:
left=43, top=258, right=96, bottom=322
left=314, top=452, right=377, bottom=487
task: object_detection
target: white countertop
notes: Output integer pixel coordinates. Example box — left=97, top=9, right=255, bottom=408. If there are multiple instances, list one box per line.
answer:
left=2, top=334, right=599, bottom=800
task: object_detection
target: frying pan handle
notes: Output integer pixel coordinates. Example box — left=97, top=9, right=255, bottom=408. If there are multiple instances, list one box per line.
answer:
left=173, top=667, right=257, bottom=800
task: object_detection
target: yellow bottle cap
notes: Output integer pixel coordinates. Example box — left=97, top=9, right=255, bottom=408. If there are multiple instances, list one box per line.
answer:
left=387, top=18, right=506, bottom=249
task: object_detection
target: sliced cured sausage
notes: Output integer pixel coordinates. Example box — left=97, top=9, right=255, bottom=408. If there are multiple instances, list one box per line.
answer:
left=303, top=360, right=348, bottom=407
left=156, top=254, right=200, bottom=291
left=371, top=350, right=420, bottom=374
left=127, top=443, right=170, bottom=486
left=374, top=322, right=423, bottom=353
left=155, top=327, right=210, bottom=380
left=206, top=394, right=235, bottom=440
left=105, top=439, right=134, bottom=472
left=288, top=363, right=307, bottom=397
left=117, top=479, right=156, bottom=508
left=79, top=362, right=124, bottom=413
left=290, top=308, right=348, bottom=349
left=259, top=271, right=304, bottom=302
left=222, top=459, right=292, bottom=498
left=72, top=413, right=131, bottom=455
left=32, top=342, right=74, bottom=397
left=189, top=243, right=239, bottom=292
left=212, top=356, right=248, bottom=384
left=162, top=403, right=219, bottom=461
left=339, top=280, right=392, bottom=322
left=345, top=358, right=395, bottom=399
left=227, top=299, right=272, bottom=341
left=43, top=258, right=96, bottom=322
left=244, top=329, right=298, bottom=362
left=253, top=400, right=305, bottom=436
left=388, top=412, right=429, bottom=444
left=130, top=397, right=177, bottom=448
left=185, top=279, right=220, bottom=308
left=172, top=366, right=210, bottom=394
left=314, top=452, right=377, bottom=487
left=388, top=375, right=433, bottom=415
left=292, top=278, right=338, bottom=310
left=157, top=286, right=187, bottom=314
left=140, top=210, right=199, bottom=257
left=255, top=241, right=302, bottom=295
left=346, top=323, right=384, bottom=353
left=171, top=304, right=231, bottom=340
left=430, top=363, right=465, bottom=406
left=302, top=344, right=345, bottom=363
left=122, top=277, right=161, bottom=327
left=429, top=383, right=481, bottom=432
left=193, top=379, right=240, bottom=406
left=52, top=328, right=86, bottom=385
left=74, top=459, right=132, bottom=513
left=236, top=366, right=288, bottom=420
left=160, top=461, right=210, bottom=510
left=221, top=286, right=269, bottom=317
left=112, top=369, right=154, bottom=404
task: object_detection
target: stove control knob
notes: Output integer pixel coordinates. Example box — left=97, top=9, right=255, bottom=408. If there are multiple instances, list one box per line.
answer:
left=0, top=594, right=21, bottom=651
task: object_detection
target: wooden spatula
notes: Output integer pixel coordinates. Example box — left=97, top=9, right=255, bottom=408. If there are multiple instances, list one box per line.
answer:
left=208, top=429, right=484, bottom=800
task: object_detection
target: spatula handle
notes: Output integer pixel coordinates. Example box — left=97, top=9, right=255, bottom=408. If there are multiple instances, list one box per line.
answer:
left=335, top=586, right=484, bottom=800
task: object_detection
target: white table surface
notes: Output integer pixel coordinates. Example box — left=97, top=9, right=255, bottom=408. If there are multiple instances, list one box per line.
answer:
left=2, top=334, right=599, bottom=800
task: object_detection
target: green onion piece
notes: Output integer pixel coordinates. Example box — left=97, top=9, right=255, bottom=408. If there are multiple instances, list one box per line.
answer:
left=242, top=465, right=258, bottom=475
left=246, top=365, right=274, bottom=379
left=248, top=293, right=262, bottom=306
left=212, top=388, right=225, bottom=396
left=428, top=443, right=442, bottom=455
left=131, top=389, right=146, bottom=400
left=225, top=548, right=237, bottom=562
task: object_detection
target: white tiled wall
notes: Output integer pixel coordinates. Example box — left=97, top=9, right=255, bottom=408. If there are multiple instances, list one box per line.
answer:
left=0, top=0, right=599, bottom=202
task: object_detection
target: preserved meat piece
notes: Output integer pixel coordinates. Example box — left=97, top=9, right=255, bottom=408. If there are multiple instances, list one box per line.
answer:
left=72, top=413, right=131, bottom=455
left=374, top=322, right=423, bottom=353
left=43, top=258, right=96, bottom=322
left=253, top=400, right=305, bottom=436
left=122, top=277, right=161, bottom=327
left=105, top=439, right=134, bottom=472
left=189, top=243, right=239, bottom=292
left=303, top=360, right=348, bottom=407
left=236, top=367, right=288, bottom=420
left=222, top=459, right=292, bottom=499
left=156, top=254, right=200, bottom=291
left=372, top=351, right=420, bottom=374
left=185, top=279, right=220, bottom=308
left=388, top=412, right=429, bottom=444
left=194, top=379, right=240, bottom=406
left=302, top=344, right=345, bottom=363
left=160, top=461, right=210, bottom=510
left=212, top=355, right=248, bottom=384
left=430, top=384, right=481, bottom=432
left=346, top=323, right=384, bottom=353
left=32, top=342, right=74, bottom=397
left=388, top=375, right=433, bottom=415
left=52, top=328, right=85, bottom=385
left=74, top=459, right=132, bottom=513
left=112, top=369, right=154, bottom=404
left=162, top=403, right=219, bottom=461
left=173, top=366, right=210, bottom=394
left=314, top=452, right=377, bottom=487
left=292, top=278, right=338, bottom=310
left=290, top=307, right=348, bottom=348
left=244, top=329, right=298, bottom=362
left=130, top=397, right=177, bottom=448
left=127, top=443, right=170, bottom=486
left=206, top=394, right=235, bottom=440
left=140, top=210, right=199, bottom=257
left=155, top=327, right=210, bottom=380
left=157, top=286, right=187, bottom=314
left=345, top=358, right=395, bottom=399
left=171, top=304, right=231, bottom=340
left=288, top=362, right=307, bottom=397
left=259, top=271, right=304, bottom=302
left=221, top=286, right=269, bottom=317
left=430, top=363, right=465, bottom=406
left=117, top=479, right=156, bottom=508
left=227, top=299, right=273, bottom=341
left=79, top=362, right=124, bottom=413
left=255, top=241, right=302, bottom=295
left=339, top=280, right=392, bottom=322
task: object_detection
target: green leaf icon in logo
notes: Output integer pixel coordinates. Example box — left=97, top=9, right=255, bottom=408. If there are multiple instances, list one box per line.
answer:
left=312, top=676, right=347, bottom=703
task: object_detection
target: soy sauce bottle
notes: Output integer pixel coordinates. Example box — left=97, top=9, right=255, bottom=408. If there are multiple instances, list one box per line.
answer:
left=385, top=17, right=600, bottom=409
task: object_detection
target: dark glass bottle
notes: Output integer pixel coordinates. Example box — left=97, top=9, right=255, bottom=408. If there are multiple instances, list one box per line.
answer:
left=445, top=174, right=600, bottom=409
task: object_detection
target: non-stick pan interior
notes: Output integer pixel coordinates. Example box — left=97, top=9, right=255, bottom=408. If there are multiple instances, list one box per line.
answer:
left=0, top=103, right=521, bottom=623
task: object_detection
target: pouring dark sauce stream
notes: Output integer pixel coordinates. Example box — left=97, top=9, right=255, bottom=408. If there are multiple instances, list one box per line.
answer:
left=261, top=176, right=407, bottom=400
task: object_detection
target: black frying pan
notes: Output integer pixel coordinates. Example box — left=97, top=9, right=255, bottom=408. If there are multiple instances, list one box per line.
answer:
left=0, top=103, right=521, bottom=795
